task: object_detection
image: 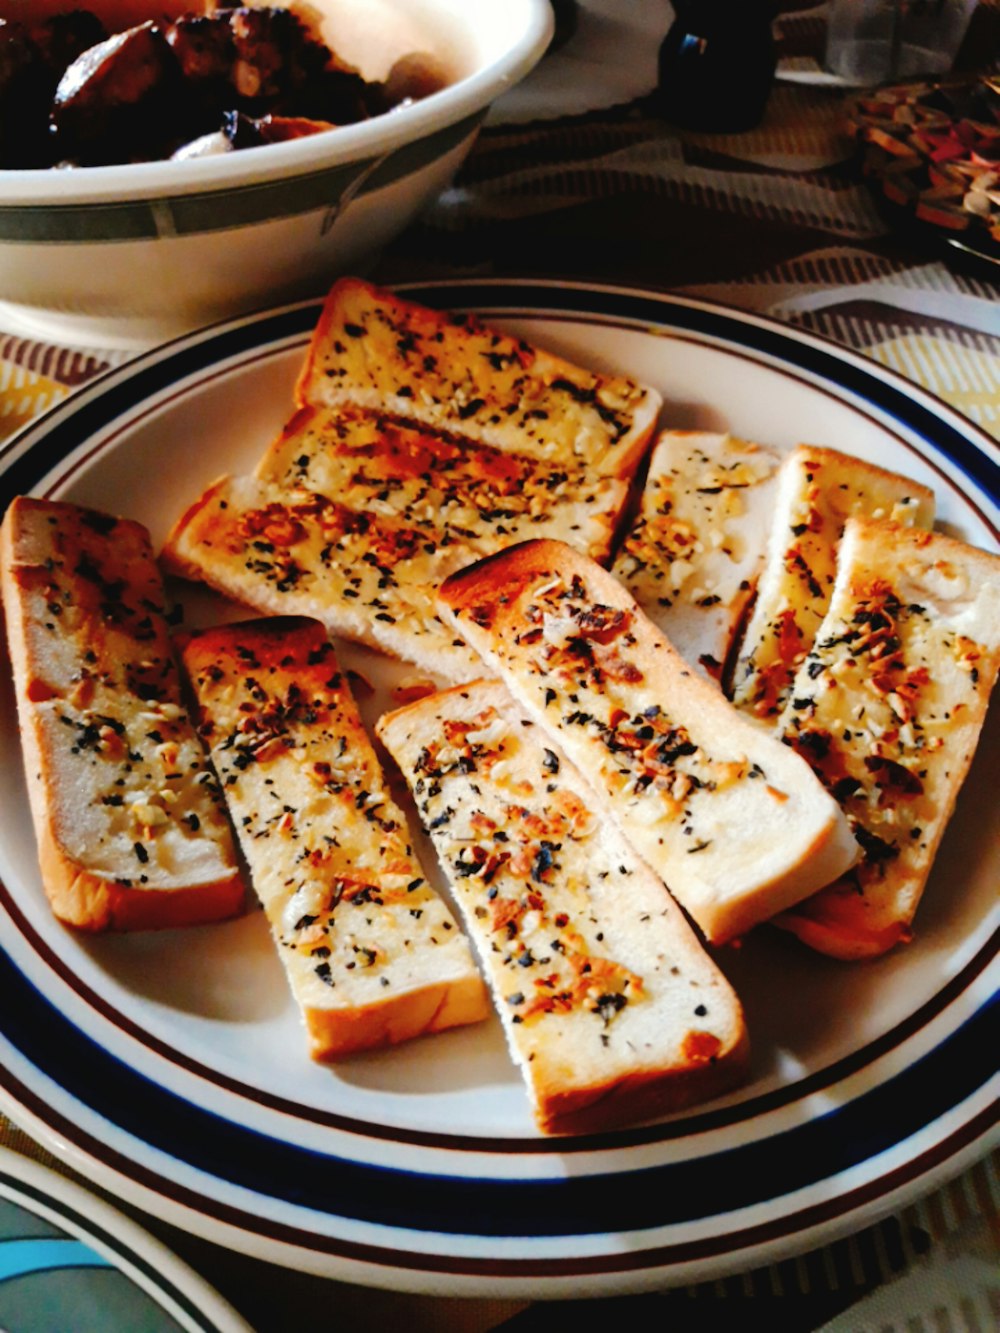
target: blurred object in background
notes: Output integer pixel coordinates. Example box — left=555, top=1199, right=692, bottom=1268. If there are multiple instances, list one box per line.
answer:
left=825, top=0, right=981, bottom=85
left=547, top=0, right=578, bottom=52
left=657, top=0, right=776, bottom=131
left=846, top=72, right=1000, bottom=269
left=486, top=0, right=669, bottom=124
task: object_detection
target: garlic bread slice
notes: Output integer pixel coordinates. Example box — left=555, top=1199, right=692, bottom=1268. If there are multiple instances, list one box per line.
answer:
left=731, top=445, right=934, bottom=721
left=438, top=539, right=859, bottom=944
left=612, top=430, right=779, bottom=683
left=776, top=517, right=1000, bottom=958
left=296, top=278, right=662, bottom=478
left=0, top=497, right=243, bottom=931
left=379, top=678, right=749, bottom=1133
left=179, top=616, right=489, bottom=1058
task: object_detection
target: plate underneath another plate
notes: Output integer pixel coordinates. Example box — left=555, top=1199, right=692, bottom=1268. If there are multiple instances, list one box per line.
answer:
left=0, top=1147, right=250, bottom=1333
left=0, top=280, right=995, bottom=1296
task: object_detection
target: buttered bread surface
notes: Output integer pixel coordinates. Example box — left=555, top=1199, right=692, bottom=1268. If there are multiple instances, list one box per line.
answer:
left=0, top=497, right=243, bottom=932
left=731, top=445, right=935, bottom=721
left=379, top=678, right=749, bottom=1134
left=776, top=518, right=1000, bottom=959
left=296, top=278, right=662, bottom=478
left=439, top=539, right=859, bottom=944
left=163, top=473, right=484, bottom=679
left=179, top=616, right=488, bottom=1059
left=612, top=430, right=780, bottom=684
left=256, top=404, right=629, bottom=563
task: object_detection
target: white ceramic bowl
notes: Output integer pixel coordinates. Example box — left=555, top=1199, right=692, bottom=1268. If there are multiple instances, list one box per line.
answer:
left=0, top=0, right=552, bottom=348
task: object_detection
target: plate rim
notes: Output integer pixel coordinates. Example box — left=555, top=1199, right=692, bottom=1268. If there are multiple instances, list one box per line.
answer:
left=0, top=277, right=996, bottom=1296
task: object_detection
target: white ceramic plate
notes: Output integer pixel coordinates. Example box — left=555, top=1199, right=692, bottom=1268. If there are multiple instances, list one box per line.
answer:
left=0, top=1146, right=250, bottom=1331
left=0, top=280, right=995, bottom=1298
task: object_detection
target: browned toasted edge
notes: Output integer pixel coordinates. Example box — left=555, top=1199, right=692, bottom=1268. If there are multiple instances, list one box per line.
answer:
left=159, top=474, right=233, bottom=581
left=438, top=539, right=559, bottom=621
left=295, top=279, right=397, bottom=408
left=439, top=538, right=731, bottom=712
left=252, top=405, right=320, bottom=480
left=536, top=1021, right=751, bottom=1136
left=790, top=443, right=936, bottom=518
left=303, top=975, right=491, bottom=1061
left=773, top=905, right=910, bottom=961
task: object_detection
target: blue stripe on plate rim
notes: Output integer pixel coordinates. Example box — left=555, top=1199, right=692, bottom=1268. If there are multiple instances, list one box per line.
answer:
left=0, top=282, right=995, bottom=515
left=0, top=939, right=996, bottom=1240
left=0, top=861, right=995, bottom=1156
left=0, top=1167, right=223, bottom=1332
left=0, top=280, right=996, bottom=1277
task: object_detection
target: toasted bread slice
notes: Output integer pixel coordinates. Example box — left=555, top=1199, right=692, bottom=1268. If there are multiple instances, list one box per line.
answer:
left=178, top=617, right=489, bottom=1058
left=776, top=518, right=1000, bottom=959
left=438, top=540, right=859, bottom=944
left=162, top=473, right=481, bottom=679
left=731, top=445, right=934, bottom=720
left=0, top=497, right=244, bottom=931
left=295, top=279, right=662, bottom=478
left=256, top=404, right=629, bottom=564
left=378, top=678, right=749, bottom=1134
left=611, top=431, right=780, bottom=684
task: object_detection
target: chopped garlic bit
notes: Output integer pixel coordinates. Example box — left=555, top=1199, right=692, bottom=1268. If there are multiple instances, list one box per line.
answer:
left=131, top=800, right=168, bottom=828
left=542, top=613, right=580, bottom=648
left=465, top=717, right=507, bottom=747
left=282, top=882, right=330, bottom=934
left=631, top=799, right=664, bottom=825
left=668, top=558, right=694, bottom=591
left=533, top=577, right=565, bottom=599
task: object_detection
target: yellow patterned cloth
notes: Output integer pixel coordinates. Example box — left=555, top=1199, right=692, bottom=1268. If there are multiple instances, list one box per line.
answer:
left=0, top=360, right=69, bottom=441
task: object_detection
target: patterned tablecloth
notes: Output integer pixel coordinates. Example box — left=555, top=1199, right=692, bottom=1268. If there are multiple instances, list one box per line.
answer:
left=0, top=3, right=996, bottom=1330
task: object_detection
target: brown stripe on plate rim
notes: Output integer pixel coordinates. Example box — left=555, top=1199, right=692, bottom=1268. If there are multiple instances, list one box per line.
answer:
left=0, top=863, right=995, bottom=1156
left=0, top=1067, right=994, bottom=1280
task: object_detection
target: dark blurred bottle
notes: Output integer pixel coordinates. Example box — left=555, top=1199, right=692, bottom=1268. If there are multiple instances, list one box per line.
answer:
left=657, top=0, right=776, bottom=132
left=547, top=0, right=579, bottom=53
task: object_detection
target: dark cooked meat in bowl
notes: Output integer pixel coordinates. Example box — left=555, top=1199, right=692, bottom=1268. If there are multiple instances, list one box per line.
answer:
left=0, top=4, right=426, bottom=167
